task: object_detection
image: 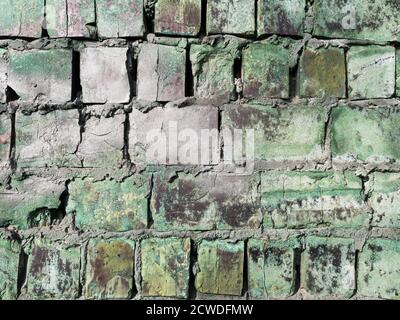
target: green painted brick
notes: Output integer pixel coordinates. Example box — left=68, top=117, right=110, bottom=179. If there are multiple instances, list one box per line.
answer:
left=8, top=49, right=73, bottom=103
left=190, top=40, right=240, bottom=104
left=261, top=171, right=368, bottom=229
left=313, top=0, right=400, bottom=42
left=207, top=0, right=255, bottom=36
left=67, top=176, right=149, bottom=232
left=257, top=0, right=306, bottom=36
left=0, top=112, right=11, bottom=168
left=299, top=46, right=346, bottom=98
left=242, top=42, right=290, bottom=99
left=155, top=0, right=201, bottom=36
left=0, top=176, right=65, bottom=229
left=141, top=238, right=191, bottom=298
left=16, top=110, right=81, bottom=168
left=84, top=239, right=135, bottom=300
left=358, top=239, right=400, bottom=300
left=26, top=241, right=81, bottom=299
left=196, top=240, right=244, bottom=296
left=151, top=172, right=261, bottom=231
left=348, top=46, right=395, bottom=99
left=301, top=236, right=356, bottom=298
left=0, top=0, right=43, bottom=38
left=248, top=238, right=299, bottom=299
left=222, top=104, right=327, bottom=162
left=0, top=234, right=20, bottom=300
left=369, top=173, right=400, bottom=228
left=0, top=49, right=7, bottom=103
left=331, top=106, right=400, bottom=162
left=397, top=48, right=400, bottom=97
left=96, top=0, right=144, bottom=38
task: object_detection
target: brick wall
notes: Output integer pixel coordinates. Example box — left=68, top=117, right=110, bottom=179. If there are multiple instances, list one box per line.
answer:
left=0, top=0, right=400, bottom=300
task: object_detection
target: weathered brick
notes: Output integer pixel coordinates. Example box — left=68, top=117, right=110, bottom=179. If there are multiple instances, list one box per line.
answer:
left=331, top=106, right=400, bottom=162
left=257, top=0, right=306, bottom=36
left=0, top=49, right=7, bottom=103
left=129, top=106, right=219, bottom=166
left=196, top=240, right=244, bottom=296
left=152, top=172, right=261, bottom=231
left=261, top=171, right=368, bottom=229
left=222, top=104, right=327, bottom=162
left=141, top=238, right=190, bottom=298
left=207, top=0, right=255, bottom=36
left=0, top=234, right=20, bottom=300
left=313, top=0, right=400, bottom=42
left=301, top=236, right=356, bottom=298
left=190, top=40, right=239, bottom=104
left=358, top=239, right=400, bottom=300
left=0, top=176, right=65, bottom=229
left=248, top=238, right=299, bottom=299
left=8, top=49, right=73, bottom=103
left=77, top=113, right=125, bottom=168
left=81, top=47, right=130, bottom=103
left=137, top=44, right=185, bottom=102
left=299, top=46, right=346, bottom=98
left=0, top=0, right=43, bottom=38
left=348, top=46, right=395, bottom=99
left=368, top=173, right=400, bottom=228
left=0, top=112, right=11, bottom=168
left=66, top=176, right=149, bottom=232
left=26, top=241, right=81, bottom=299
left=16, top=110, right=81, bottom=168
left=46, top=0, right=96, bottom=38
left=96, top=0, right=144, bottom=38
left=84, top=239, right=135, bottom=299
left=154, top=0, right=201, bottom=36
left=242, top=42, right=290, bottom=99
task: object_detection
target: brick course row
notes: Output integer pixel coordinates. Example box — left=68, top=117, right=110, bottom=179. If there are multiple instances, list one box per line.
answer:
left=1, top=234, right=399, bottom=300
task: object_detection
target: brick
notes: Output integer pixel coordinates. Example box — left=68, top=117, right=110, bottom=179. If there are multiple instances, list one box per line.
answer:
left=368, top=173, right=400, bottom=228
left=207, top=0, right=255, bottom=36
left=299, top=46, right=346, bottom=98
left=155, top=0, right=201, bottom=36
left=248, top=238, right=299, bottom=299
left=313, top=0, right=400, bottom=42
left=222, top=104, right=327, bottom=162
left=348, top=46, right=395, bottom=99
left=152, top=172, right=261, bottom=231
left=66, top=176, right=149, bottom=232
left=84, top=239, right=135, bottom=299
left=257, top=0, right=306, bottom=36
left=129, top=106, right=219, bottom=166
left=0, top=176, right=65, bottom=229
left=137, top=44, right=185, bottom=102
left=301, top=236, right=356, bottom=298
left=141, top=238, right=190, bottom=298
left=77, top=113, right=125, bottom=168
left=81, top=47, right=130, bottom=103
left=0, top=234, right=20, bottom=300
left=261, top=171, right=368, bottom=229
left=242, top=42, right=290, bottom=99
left=196, top=240, right=244, bottom=296
left=0, top=112, right=11, bottom=168
left=96, top=0, right=144, bottom=38
left=26, top=241, right=81, bottom=299
left=8, top=49, right=73, bottom=103
left=331, top=106, right=400, bottom=162
left=0, top=0, right=43, bottom=38
left=0, top=49, right=7, bottom=103
left=358, top=239, right=400, bottom=300
left=46, top=0, right=96, bottom=38
left=190, top=41, right=238, bottom=104
left=15, top=110, right=81, bottom=168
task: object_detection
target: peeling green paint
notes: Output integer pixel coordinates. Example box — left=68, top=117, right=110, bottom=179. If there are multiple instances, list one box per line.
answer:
left=0, top=234, right=20, bottom=300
